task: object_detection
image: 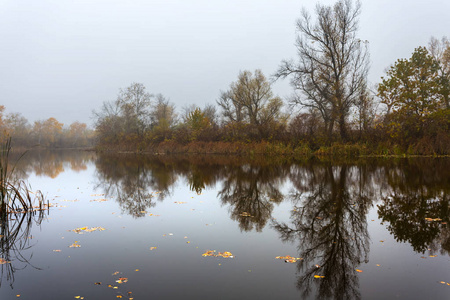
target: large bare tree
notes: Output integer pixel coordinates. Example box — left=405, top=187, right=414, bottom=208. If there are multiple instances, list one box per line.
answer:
left=275, top=0, right=369, bottom=141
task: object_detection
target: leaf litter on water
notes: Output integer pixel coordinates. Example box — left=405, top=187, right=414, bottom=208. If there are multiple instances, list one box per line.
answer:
left=70, top=227, right=106, bottom=234
left=202, top=250, right=234, bottom=258
left=275, top=255, right=302, bottom=263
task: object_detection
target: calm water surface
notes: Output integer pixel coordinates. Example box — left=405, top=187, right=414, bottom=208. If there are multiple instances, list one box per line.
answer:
left=0, top=151, right=449, bottom=299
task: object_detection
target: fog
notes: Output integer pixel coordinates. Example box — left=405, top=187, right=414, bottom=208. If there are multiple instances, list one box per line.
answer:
left=1, top=0, right=449, bottom=126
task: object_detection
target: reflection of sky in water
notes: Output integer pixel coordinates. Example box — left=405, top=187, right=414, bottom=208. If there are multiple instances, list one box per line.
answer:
left=0, top=154, right=448, bottom=299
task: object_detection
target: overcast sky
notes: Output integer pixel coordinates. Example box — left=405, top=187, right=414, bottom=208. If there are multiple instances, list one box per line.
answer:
left=1, top=0, right=449, bottom=127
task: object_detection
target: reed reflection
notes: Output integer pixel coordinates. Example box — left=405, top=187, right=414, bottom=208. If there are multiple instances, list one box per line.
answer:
left=273, top=164, right=374, bottom=300
left=0, top=210, right=46, bottom=288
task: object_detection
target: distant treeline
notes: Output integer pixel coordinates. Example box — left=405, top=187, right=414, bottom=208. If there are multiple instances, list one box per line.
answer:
left=0, top=107, right=95, bottom=149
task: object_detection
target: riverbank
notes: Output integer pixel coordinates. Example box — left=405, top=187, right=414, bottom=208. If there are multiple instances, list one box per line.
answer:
left=94, top=140, right=450, bottom=158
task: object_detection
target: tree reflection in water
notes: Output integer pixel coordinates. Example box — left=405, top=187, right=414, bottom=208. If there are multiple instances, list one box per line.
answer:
left=273, top=164, right=375, bottom=300
left=94, top=154, right=178, bottom=217
left=218, top=162, right=290, bottom=232
left=5, top=152, right=450, bottom=297
left=377, top=159, right=450, bottom=254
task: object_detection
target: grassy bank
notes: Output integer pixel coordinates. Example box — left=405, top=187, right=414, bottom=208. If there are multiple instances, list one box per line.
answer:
left=94, top=140, right=449, bottom=158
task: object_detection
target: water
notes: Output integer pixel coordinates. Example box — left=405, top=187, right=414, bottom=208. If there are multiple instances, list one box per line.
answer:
left=0, top=151, right=449, bottom=299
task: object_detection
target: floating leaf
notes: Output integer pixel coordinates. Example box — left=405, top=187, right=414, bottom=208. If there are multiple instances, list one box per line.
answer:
left=112, top=271, right=120, bottom=276
left=356, top=269, right=363, bottom=273
left=71, top=227, right=106, bottom=234
left=69, top=241, right=81, bottom=248
left=275, top=255, right=301, bottom=263
left=202, top=250, right=234, bottom=258
left=174, top=201, right=187, bottom=204
left=218, top=251, right=233, bottom=258
left=116, top=277, right=128, bottom=284
left=94, top=282, right=102, bottom=285
left=202, top=250, right=216, bottom=257
left=314, top=275, right=325, bottom=278
left=90, top=198, right=108, bottom=203
left=425, top=218, right=442, bottom=222
left=150, top=247, right=157, bottom=251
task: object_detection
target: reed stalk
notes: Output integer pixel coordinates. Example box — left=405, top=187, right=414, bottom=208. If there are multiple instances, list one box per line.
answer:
left=0, top=138, right=47, bottom=214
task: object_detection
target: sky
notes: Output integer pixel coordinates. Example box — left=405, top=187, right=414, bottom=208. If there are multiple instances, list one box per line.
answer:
left=1, top=0, right=449, bottom=127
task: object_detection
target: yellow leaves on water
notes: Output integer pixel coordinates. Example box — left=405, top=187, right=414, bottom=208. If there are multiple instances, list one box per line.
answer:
left=116, top=277, right=128, bottom=284
left=202, top=250, right=215, bottom=257
left=74, top=297, right=84, bottom=299
left=275, top=255, right=302, bottom=263
left=69, top=241, right=81, bottom=248
left=202, top=250, right=234, bottom=258
left=314, top=275, right=325, bottom=279
left=219, top=251, right=233, bottom=258
left=429, top=255, right=437, bottom=258
left=439, top=281, right=450, bottom=286
left=0, top=258, right=10, bottom=264
left=425, top=217, right=442, bottom=222
left=150, top=247, right=157, bottom=251
left=240, top=212, right=252, bottom=217
left=53, top=249, right=62, bottom=252
left=112, top=271, right=120, bottom=276
left=71, top=227, right=106, bottom=234
left=90, top=198, right=108, bottom=203
left=356, top=269, right=363, bottom=273
left=174, top=201, right=187, bottom=204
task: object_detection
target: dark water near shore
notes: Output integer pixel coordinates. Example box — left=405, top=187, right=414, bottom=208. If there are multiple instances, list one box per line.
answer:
left=0, top=151, right=449, bottom=299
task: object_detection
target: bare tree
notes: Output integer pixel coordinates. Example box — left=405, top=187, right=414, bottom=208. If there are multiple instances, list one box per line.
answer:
left=116, top=82, right=153, bottom=138
left=218, top=70, right=284, bottom=134
left=217, top=90, right=245, bottom=124
left=275, top=0, right=370, bottom=141
left=429, top=36, right=450, bottom=109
